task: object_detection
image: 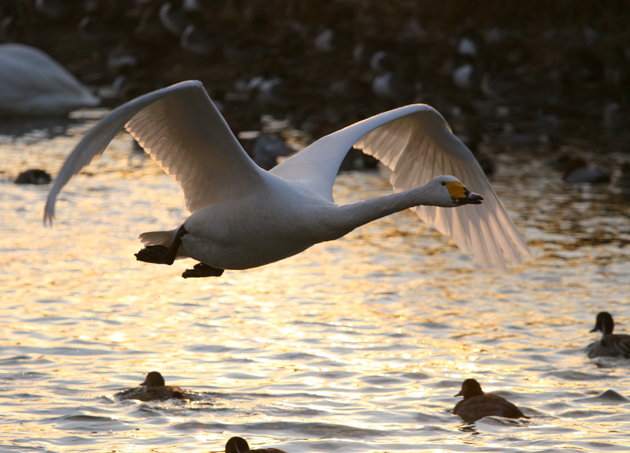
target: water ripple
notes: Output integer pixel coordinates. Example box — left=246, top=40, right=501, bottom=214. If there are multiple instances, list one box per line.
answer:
left=1, top=126, right=630, bottom=451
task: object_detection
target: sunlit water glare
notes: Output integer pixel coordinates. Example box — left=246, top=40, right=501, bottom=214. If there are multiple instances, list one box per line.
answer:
left=1, top=118, right=630, bottom=452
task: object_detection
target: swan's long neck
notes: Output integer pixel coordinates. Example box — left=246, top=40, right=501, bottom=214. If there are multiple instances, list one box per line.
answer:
left=330, top=185, right=437, bottom=237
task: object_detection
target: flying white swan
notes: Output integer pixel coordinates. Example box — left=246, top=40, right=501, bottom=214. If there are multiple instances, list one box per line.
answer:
left=44, top=80, right=529, bottom=278
left=0, top=44, right=100, bottom=118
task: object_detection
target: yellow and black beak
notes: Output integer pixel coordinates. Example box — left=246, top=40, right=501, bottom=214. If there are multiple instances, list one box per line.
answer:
left=444, top=181, right=483, bottom=205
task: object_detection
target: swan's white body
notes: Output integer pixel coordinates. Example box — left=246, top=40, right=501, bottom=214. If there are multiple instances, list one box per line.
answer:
left=177, top=174, right=466, bottom=270
left=0, top=44, right=99, bottom=117
left=44, top=80, right=530, bottom=273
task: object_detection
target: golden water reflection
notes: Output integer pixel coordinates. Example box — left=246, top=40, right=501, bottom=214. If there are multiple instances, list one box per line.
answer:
left=1, top=124, right=630, bottom=451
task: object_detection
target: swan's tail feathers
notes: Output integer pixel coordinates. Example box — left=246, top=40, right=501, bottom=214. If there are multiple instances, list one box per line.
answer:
left=138, top=229, right=177, bottom=247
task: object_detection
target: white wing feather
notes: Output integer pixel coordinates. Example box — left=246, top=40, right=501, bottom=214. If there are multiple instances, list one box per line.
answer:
left=44, top=81, right=266, bottom=224
left=272, top=104, right=530, bottom=270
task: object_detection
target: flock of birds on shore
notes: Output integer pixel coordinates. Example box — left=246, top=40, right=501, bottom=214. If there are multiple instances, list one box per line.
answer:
left=2, top=1, right=630, bottom=143
left=111, top=311, right=629, bottom=452
left=2, top=39, right=628, bottom=188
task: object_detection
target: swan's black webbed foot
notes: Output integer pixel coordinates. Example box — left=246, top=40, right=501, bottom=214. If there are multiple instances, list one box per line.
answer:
left=135, top=245, right=170, bottom=264
left=135, top=225, right=188, bottom=265
left=182, top=263, right=224, bottom=278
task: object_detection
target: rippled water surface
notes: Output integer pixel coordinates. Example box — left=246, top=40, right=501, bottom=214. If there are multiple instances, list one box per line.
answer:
left=1, top=118, right=630, bottom=452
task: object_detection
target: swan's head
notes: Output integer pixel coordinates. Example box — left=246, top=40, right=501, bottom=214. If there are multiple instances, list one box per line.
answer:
left=429, top=175, right=483, bottom=207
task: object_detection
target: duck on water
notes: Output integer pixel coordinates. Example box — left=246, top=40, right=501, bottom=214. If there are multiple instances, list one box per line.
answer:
left=44, top=81, right=530, bottom=278
left=225, top=436, right=287, bottom=453
left=586, top=312, right=630, bottom=359
left=453, top=379, right=528, bottom=423
left=116, top=371, right=193, bottom=402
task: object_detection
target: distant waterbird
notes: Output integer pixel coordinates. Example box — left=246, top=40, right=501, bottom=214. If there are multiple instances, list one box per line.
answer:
left=586, top=312, right=630, bottom=359
left=247, top=133, right=295, bottom=171
left=0, top=44, right=100, bottom=118
left=15, top=169, right=52, bottom=185
left=563, top=157, right=610, bottom=184
left=44, top=80, right=530, bottom=278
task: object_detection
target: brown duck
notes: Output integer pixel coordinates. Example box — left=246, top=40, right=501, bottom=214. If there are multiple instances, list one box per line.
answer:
left=453, top=379, right=527, bottom=423
left=225, top=436, right=287, bottom=453
left=586, top=312, right=630, bottom=359
left=116, top=371, right=190, bottom=401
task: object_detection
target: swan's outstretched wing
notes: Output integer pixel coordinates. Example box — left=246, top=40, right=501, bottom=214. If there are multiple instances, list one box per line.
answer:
left=271, top=104, right=530, bottom=270
left=44, top=80, right=266, bottom=224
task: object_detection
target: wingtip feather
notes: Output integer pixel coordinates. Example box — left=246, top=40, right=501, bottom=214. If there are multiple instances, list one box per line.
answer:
left=43, top=195, right=56, bottom=227
left=43, top=210, right=55, bottom=227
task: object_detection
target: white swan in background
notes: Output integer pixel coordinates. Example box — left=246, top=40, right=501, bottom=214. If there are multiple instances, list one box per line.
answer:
left=0, top=44, right=99, bottom=118
left=44, top=80, right=530, bottom=278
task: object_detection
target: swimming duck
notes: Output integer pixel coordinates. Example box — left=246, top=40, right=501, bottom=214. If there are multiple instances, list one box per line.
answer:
left=116, top=371, right=189, bottom=401
left=15, top=169, right=52, bottom=185
left=44, top=81, right=530, bottom=278
left=0, top=44, right=100, bottom=118
left=225, top=436, right=287, bottom=453
left=453, top=379, right=527, bottom=423
left=586, top=312, right=630, bottom=359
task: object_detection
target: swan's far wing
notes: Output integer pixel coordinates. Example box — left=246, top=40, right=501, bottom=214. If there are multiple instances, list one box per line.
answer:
left=272, top=104, right=530, bottom=270
left=270, top=105, right=435, bottom=200
left=356, top=106, right=531, bottom=270
left=44, top=81, right=265, bottom=224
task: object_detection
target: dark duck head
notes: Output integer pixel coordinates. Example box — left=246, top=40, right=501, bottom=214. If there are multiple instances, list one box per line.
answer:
left=455, top=378, right=484, bottom=399
left=225, top=436, right=287, bottom=453
left=586, top=311, right=630, bottom=359
left=142, top=371, right=166, bottom=387
left=590, top=311, right=615, bottom=337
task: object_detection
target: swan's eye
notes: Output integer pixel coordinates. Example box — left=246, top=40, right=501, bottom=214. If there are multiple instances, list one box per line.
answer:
left=441, top=182, right=446, bottom=186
